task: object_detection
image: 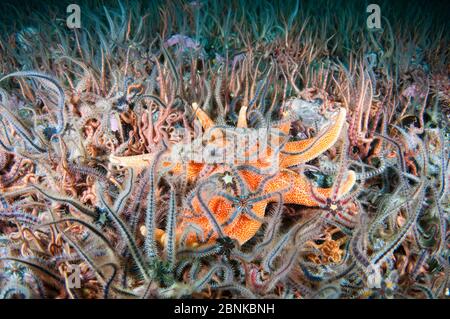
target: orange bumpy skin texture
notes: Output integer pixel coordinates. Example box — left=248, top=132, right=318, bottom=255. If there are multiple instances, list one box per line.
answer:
left=110, top=105, right=356, bottom=246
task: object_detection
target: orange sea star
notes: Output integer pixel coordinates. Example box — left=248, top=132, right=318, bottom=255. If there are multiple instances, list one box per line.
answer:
left=110, top=104, right=356, bottom=246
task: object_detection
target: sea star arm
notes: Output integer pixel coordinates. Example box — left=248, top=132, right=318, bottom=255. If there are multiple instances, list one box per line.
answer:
left=310, top=170, right=357, bottom=200
left=109, top=153, right=203, bottom=182
left=263, top=169, right=356, bottom=207
left=274, top=110, right=292, bottom=136
left=280, top=108, right=347, bottom=167
left=192, top=102, right=214, bottom=130
left=109, top=153, right=154, bottom=168
left=237, top=106, right=248, bottom=128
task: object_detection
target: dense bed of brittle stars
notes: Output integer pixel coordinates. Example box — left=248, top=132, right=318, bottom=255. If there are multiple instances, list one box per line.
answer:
left=0, top=0, right=448, bottom=299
